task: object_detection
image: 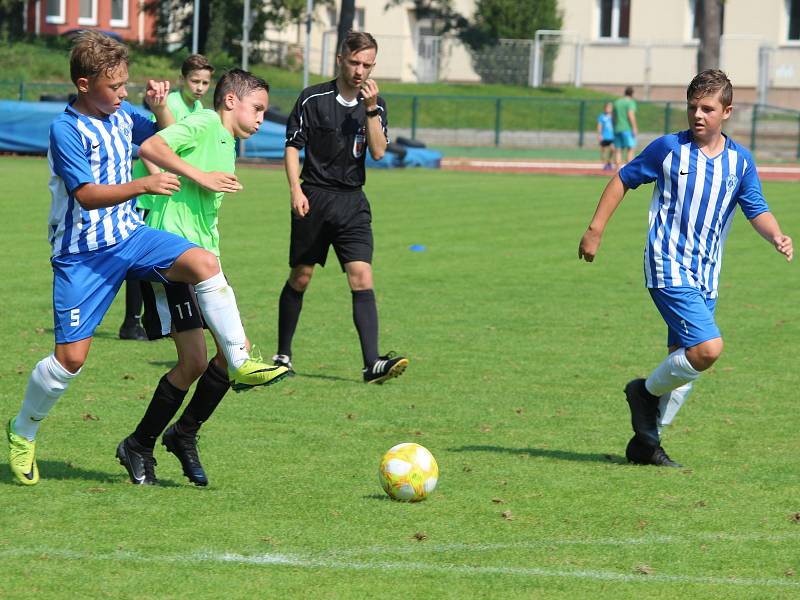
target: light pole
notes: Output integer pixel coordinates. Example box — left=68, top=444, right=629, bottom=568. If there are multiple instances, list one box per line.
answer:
left=192, top=0, right=200, bottom=54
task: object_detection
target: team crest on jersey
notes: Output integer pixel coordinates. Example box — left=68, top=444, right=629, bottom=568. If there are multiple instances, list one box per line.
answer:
left=353, top=127, right=366, bottom=158
left=119, top=123, right=131, bottom=138
left=726, top=173, right=738, bottom=192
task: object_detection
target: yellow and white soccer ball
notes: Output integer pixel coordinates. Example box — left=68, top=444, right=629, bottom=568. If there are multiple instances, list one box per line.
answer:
left=378, top=443, right=439, bottom=502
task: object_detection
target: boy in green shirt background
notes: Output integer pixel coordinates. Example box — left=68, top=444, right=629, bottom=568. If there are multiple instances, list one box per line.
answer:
left=119, top=55, right=215, bottom=340
left=120, top=69, right=281, bottom=486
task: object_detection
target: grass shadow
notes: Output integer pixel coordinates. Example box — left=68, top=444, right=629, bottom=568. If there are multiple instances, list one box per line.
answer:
left=296, top=373, right=358, bottom=383
left=449, top=445, right=626, bottom=465
left=1, top=460, right=184, bottom=487
left=362, top=494, right=393, bottom=501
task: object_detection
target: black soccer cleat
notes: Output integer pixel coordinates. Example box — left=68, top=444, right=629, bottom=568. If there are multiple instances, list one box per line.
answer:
left=271, top=354, right=296, bottom=377
left=625, top=436, right=683, bottom=468
left=363, top=352, right=409, bottom=384
left=116, top=436, right=158, bottom=485
left=162, top=425, right=208, bottom=487
left=119, top=322, right=148, bottom=341
left=624, top=378, right=661, bottom=447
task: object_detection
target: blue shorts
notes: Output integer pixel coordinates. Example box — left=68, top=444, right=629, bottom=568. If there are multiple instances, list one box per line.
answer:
left=52, top=226, right=197, bottom=343
left=649, top=286, right=720, bottom=349
left=614, top=130, right=636, bottom=149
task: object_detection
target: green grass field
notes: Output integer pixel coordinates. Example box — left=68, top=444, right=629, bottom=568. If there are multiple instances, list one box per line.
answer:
left=1, top=157, right=798, bottom=598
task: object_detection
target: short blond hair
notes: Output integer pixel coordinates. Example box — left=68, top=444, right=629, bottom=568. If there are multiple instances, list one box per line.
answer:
left=70, top=30, right=128, bottom=85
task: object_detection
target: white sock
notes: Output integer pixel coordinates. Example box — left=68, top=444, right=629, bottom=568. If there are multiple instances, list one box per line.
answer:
left=645, top=348, right=701, bottom=396
left=14, top=355, right=79, bottom=441
left=657, top=382, right=693, bottom=433
left=194, top=272, right=248, bottom=369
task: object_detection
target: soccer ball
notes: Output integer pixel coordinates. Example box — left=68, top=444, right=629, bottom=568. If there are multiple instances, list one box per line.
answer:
left=378, top=443, right=439, bottom=502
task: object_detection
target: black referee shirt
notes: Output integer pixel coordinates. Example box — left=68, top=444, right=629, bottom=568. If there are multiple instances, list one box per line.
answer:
left=285, top=80, right=388, bottom=191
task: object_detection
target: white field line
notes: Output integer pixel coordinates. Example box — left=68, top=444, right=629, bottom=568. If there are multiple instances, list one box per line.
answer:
left=2, top=537, right=799, bottom=589
left=327, top=531, right=800, bottom=558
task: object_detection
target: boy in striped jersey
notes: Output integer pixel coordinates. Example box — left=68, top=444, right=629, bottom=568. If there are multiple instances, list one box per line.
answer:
left=6, top=31, right=286, bottom=487
left=579, top=70, right=793, bottom=467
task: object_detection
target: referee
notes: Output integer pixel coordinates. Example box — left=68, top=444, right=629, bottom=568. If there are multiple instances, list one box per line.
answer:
left=272, top=31, right=408, bottom=384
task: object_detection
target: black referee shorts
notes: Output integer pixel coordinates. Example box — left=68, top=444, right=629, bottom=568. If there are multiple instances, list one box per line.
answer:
left=289, top=185, right=373, bottom=270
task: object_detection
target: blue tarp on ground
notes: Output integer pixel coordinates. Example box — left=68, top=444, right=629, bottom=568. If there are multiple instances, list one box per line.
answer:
left=0, top=100, right=442, bottom=168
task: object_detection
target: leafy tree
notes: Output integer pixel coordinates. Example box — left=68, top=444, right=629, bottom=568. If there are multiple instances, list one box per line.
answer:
left=146, top=0, right=331, bottom=66
left=462, top=0, right=562, bottom=86
left=0, top=0, right=25, bottom=42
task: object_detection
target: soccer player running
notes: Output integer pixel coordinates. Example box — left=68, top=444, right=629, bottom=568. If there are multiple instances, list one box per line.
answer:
left=119, top=55, right=216, bottom=341
left=6, top=31, right=286, bottom=487
left=273, top=31, right=408, bottom=384
left=119, top=70, right=280, bottom=486
left=578, top=70, right=793, bottom=467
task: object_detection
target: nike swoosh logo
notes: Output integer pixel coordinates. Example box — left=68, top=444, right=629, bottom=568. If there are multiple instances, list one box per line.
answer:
left=92, top=143, right=100, bottom=149
left=679, top=170, right=692, bottom=175
left=134, top=472, right=145, bottom=483
left=24, top=469, right=35, bottom=480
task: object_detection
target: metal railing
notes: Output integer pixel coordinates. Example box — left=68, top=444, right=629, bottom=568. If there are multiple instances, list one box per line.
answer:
left=2, top=81, right=799, bottom=159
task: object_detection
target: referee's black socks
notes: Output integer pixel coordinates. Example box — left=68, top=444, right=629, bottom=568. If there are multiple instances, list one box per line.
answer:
left=352, top=289, right=379, bottom=368
left=278, top=281, right=305, bottom=357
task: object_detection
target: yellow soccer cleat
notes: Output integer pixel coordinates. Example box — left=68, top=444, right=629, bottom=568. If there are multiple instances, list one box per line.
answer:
left=229, top=359, right=290, bottom=392
left=7, top=418, right=39, bottom=486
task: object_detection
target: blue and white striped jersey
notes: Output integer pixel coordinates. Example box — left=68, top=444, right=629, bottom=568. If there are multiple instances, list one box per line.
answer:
left=47, top=101, right=157, bottom=257
left=619, top=131, right=769, bottom=299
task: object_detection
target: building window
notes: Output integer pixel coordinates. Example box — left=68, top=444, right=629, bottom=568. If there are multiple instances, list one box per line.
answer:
left=111, top=0, right=129, bottom=27
left=789, top=0, right=800, bottom=40
left=598, top=0, right=630, bottom=40
left=691, top=0, right=725, bottom=40
left=327, top=7, right=337, bottom=28
left=78, top=0, right=97, bottom=25
left=354, top=8, right=365, bottom=31
left=45, top=0, right=65, bottom=24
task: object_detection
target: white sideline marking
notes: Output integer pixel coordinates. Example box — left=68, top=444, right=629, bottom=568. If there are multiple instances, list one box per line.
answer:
left=2, top=542, right=799, bottom=589
left=328, top=531, right=800, bottom=558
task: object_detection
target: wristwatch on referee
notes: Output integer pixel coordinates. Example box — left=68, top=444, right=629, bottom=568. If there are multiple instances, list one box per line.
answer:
left=365, top=107, right=380, bottom=118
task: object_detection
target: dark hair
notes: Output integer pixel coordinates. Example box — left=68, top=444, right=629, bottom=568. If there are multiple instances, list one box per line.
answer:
left=624, top=86, right=634, bottom=96
left=70, top=30, right=128, bottom=85
left=687, top=69, right=733, bottom=107
left=338, top=31, right=378, bottom=56
left=213, top=68, right=269, bottom=110
left=181, top=54, right=215, bottom=77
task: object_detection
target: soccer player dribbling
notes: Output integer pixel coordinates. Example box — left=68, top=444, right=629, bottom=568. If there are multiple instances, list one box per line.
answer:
left=579, top=69, right=793, bottom=467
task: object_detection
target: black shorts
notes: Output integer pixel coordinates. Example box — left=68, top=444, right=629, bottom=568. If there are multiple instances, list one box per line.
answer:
left=600, top=140, right=613, bottom=147
left=290, top=184, right=373, bottom=270
left=140, top=280, right=205, bottom=340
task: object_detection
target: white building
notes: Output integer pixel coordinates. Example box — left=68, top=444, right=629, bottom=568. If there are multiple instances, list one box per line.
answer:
left=263, top=0, right=800, bottom=108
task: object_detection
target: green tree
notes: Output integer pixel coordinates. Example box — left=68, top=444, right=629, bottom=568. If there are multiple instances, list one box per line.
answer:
left=0, top=0, right=25, bottom=42
left=462, top=0, right=562, bottom=86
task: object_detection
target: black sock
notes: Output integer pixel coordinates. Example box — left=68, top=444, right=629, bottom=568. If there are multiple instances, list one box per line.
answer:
left=132, top=375, right=187, bottom=449
left=352, top=289, right=379, bottom=367
left=278, top=281, right=304, bottom=357
left=123, top=278, right=143, bottom=326
left=175, top=360, right=230, bottom=437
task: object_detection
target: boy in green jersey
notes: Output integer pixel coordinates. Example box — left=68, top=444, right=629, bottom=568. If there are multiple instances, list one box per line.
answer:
left=119, top=69, right=281, bottom=486
left=119, top=55, right=215, bottom=340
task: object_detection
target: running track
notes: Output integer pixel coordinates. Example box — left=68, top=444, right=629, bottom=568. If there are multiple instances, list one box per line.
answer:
left=442, top=158, right=800, bottom=181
